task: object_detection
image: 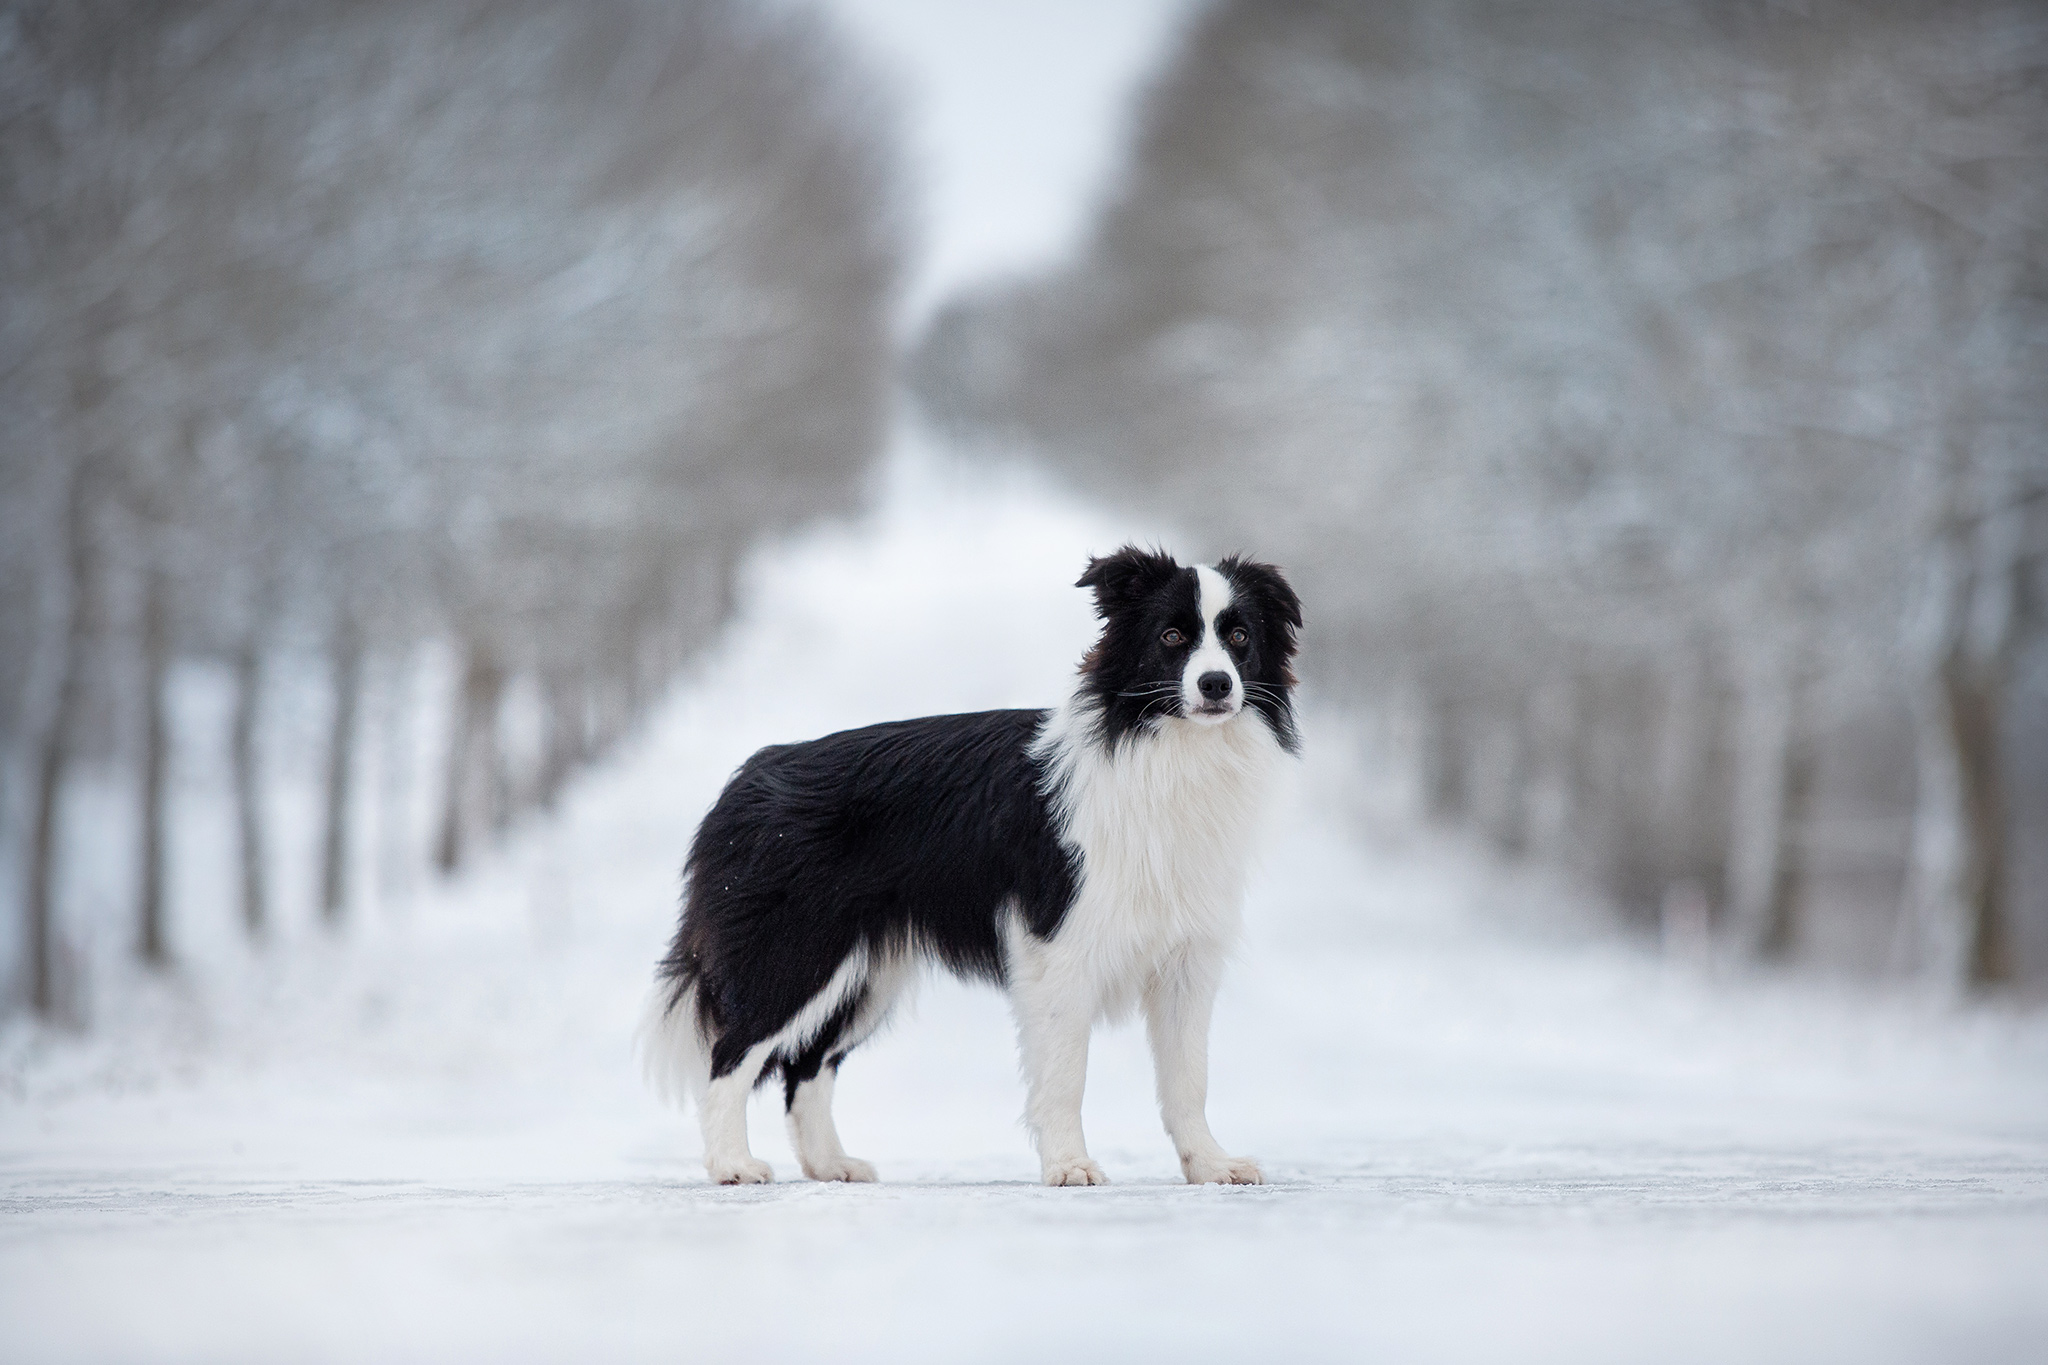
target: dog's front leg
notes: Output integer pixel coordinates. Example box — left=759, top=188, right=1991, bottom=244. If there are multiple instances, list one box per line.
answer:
left=1145, top=951, right=1262, bottom=1185
left=1011, top=968, right=1107, bottom=1186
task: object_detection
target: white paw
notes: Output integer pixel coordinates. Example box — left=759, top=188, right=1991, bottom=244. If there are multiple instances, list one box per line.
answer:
left=1042, top=1157, right=1109, bottom=1187
left=706, top=1155, right=774, bottom=1185
left=802, top=1156, right=878, bottom=1183
left=1182, top=1153, right=1263, bottom=1185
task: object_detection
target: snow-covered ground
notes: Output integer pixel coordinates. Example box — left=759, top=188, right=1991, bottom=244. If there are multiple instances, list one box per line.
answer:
left=4, top=437, right=2047, bottom=1364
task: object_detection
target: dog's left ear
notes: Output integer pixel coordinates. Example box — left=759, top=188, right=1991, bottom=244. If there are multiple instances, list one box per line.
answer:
left=1218, top=555, right=1303, bottom=637
left=1077, top=545, right=1180, bottom=618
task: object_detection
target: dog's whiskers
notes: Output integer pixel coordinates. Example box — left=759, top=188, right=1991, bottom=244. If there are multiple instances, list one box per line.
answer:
left=1134, top=692, right=1181, bottom=723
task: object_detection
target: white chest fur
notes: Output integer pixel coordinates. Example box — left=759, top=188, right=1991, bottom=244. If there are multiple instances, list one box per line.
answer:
left=1026, top=699, right=1285, bottom=1014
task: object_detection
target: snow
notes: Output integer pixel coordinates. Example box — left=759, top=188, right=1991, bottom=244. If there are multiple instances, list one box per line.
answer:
left=5, top=431, right=2048, bottom=1364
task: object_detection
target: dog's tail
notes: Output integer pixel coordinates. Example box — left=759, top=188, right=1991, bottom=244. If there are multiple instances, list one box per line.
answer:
left=636, top=979, right=711, bottom=1112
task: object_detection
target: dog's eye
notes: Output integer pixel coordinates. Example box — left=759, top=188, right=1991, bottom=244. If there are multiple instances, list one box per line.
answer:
left=1161, top=628, right=1186, bottom=647
left=1228, top=627, right=1250, bottom=648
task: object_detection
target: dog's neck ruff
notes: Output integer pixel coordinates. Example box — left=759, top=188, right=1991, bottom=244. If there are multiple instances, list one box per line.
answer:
left=1032, top=692, right=1287, bottom=939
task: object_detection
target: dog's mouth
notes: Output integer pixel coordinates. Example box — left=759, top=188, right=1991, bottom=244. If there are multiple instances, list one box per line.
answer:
left=1189, top=701, right=1237, bottom=720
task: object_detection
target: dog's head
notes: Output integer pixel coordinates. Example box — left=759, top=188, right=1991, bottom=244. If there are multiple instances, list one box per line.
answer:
left=1075, top=546, right=1301, bottom=752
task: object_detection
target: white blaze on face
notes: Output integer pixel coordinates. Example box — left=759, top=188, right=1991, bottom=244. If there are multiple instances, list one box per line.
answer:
left=1183, top=564, right=1240, bottom=722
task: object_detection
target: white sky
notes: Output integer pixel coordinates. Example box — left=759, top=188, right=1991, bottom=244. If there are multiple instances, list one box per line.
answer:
left=811, top=0, right=1198, bottom=326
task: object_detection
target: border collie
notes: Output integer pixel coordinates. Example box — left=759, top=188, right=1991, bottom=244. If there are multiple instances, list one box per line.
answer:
left=640, top=546, right=1301, bottom=1185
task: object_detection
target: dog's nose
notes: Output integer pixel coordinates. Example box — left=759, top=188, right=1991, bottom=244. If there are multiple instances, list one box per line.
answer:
left=1197, top=671, right=1234, bottom=702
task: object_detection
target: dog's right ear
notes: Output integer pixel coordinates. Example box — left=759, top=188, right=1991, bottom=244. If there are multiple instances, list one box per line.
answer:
left=1076, top=545, right=1179, bottom=618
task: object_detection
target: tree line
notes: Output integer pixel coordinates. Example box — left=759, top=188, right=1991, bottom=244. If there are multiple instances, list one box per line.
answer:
left=913, top=0, right=2048, bottom=990
left=0, top=0, right=904, bottom=1020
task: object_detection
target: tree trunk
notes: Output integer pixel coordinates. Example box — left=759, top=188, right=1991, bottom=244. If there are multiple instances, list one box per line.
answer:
left=535, top=672, right=583, bottom=812
left=1726, top=657, right=1811, bottom=961
left=376, top=652, right=416, bottom=915
left=1767, top=712, right=1816, bottom=960
left=25, top=477, right=95, bottom=1018
left=1903, top=509, right=2020, bottom=989
left=320, top=615, right=363, bottom=926
left=434, top=680, right=474, bottom=877
left=1418, top=684, right=1467, bottom=821
left=487, top=676, right=514, bottom=835
left=435, top=639, right=503, bottom=875
left=1558, top=671, right=1612, bottom=877
left=231, top=636, right=268, bottom=941
left=138, top=567, right=171, bottom=968
left=1651, top=647, right=1732, bottom=911
left=1485, top=693, right=1532, bottom=857
left=1946, top=657, right=2011, bottom=985
left=1602, top=670, right=1669, bottom=913
left=27, top=702, right=75, bottom=1016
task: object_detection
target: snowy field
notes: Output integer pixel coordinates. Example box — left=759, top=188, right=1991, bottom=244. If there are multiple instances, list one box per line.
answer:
left=5, top=441, right=2048, bottom=1364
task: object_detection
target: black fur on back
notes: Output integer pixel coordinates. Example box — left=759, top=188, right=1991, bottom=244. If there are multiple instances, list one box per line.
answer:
left=1074, top=547, right=1303, bottom=752
left=656, top=709, right=1078, bottom=1086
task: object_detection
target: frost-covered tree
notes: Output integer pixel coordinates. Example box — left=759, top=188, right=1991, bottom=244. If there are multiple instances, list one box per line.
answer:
left=913, top=0, right=2047, bottom=988
left=1, top=0, right=904, bottom=1018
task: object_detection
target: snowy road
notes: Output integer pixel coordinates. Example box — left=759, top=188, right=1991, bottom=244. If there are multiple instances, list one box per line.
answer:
left=6, top=446, right=2048, bottom=1363
left=8, top=1141, right=2045, bottom=1363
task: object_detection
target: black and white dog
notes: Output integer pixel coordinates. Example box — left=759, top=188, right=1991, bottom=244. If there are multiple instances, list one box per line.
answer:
left=641, top=546, right=1301, bottom=1186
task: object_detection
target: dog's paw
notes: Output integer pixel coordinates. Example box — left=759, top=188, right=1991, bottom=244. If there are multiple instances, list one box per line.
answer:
left=1182, top=1153, right=1263, bottom=1185
left=707, top=1156, right=774, bottom=1185
left=802, top=1156, right=878, bottom=1183
left=1042, top=1157, right=1109, bottom=1187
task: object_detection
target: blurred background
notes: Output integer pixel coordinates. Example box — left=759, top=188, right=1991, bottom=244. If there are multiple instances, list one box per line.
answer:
left=2, top=0, right=909, bottom=1022
left=3, top=0, right=2042, bottom=1025
left=4, top=3, right=2048, bottom=1359
left=912, top=0, right=2048, bottom=993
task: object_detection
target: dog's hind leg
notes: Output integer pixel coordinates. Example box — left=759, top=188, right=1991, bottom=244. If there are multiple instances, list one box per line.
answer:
left=779, top=988, right=874, bottom=1182
left=699, top=1041, right=776, bottom=1184
left=781, top=959, right=913, bottom=1182
left=784, top=1066, right=874, bottom=1183
left=701, top=946, right=881, bottom=1185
